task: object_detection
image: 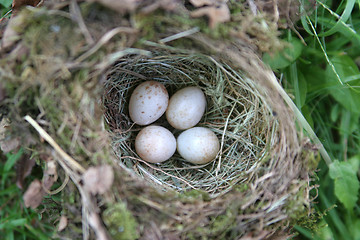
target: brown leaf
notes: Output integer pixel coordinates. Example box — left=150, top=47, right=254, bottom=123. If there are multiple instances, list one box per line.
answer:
left=12, top=0, right=41, bottom=13
left=1, top=13, right=26, bottom=49
left=57, top=215, right=68, bottom=232
left=140, top=0, right=182, bottom=14
left=190, top=3, right=230, bottom=28
left=0, top=137, right=20, bottom=153
left=16, top=155, right=36, bottom=189
left=88, top=0, right=139, bottom=14
left=82, top=165, right=114, bottom=195
left=23, top=179, right=45, bottom=209
left=0, top=118, right=20, bottom=153
left=189, top=0, right=215, bottom=7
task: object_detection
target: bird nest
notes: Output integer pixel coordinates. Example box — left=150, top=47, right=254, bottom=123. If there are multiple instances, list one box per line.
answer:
left=103, top=53, right=276, bottom=197
left=0, top=1, right=320, bottom=239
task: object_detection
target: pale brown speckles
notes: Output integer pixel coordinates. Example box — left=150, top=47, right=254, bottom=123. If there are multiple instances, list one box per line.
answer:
left=135, top=126, right=176, bottom=163
left=129, top=81, right=169, bottom=125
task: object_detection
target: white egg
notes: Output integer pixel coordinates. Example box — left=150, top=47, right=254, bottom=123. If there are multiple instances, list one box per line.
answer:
left=177, top=127, right=220, bottom=164
left=166, top=86, right=206, bottom=130
left=135, top=125, right=176, bottom=163
left=129, top=81, right=169, bottom=125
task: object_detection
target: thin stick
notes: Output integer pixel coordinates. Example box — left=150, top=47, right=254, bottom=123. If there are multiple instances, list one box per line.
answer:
left=25, top=115, right=110, bottom=240
left=160, top=27, right=200, bottom=43
left=70, top=0, right=95, bottom=45
left=24, top=115, right=86, bottom=173
left=76, top=27, right=137, bottom=63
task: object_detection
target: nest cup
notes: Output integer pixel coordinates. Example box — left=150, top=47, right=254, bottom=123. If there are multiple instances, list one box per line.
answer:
left=103, top=53, right=277, bottom=197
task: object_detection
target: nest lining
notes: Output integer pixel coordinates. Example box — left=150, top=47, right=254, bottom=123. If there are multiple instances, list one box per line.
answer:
left=103, top=53, right=278, bottom=197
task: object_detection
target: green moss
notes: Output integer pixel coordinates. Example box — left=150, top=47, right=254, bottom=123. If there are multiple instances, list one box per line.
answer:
left=234, top=183, right=249, bottom=192
left=186, top=209, right=237, bottom=239
left=134, top=8, right=233, bottom=43
left=306, top=150, right=321, bottom=171
left=181, top=189, right=211, bottom=202
left=102, top=202, right=139, bottom=240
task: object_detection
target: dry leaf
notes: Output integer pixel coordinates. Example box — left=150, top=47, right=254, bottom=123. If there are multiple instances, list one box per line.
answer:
left=23, top=179, right=45, bottom=208
left=190, top=3, right=230, bottom=28
left=0, top=137, right=20, bottom=153
left=189, top=0, right=215, bottom=7
left=12, top=0, right=41, bottom=14
left=57, top=215, right=68, bottom=232
left=0, top=118, right=20, bottom=153
left=12, top=0, right=41, bottom=9
left=82, top=165, right=114, bottom=195
left=16, top=155, right=36, bottom=189
left=88, top=0, right=139, bottom=14
left=140, top=0, right=182, bottom=14
left=1, top=13, right=26, bottom=49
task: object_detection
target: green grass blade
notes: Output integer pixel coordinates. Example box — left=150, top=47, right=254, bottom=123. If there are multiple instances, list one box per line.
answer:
left=2, top=148, right=23, bottom=188
left=25, top=224, right=52, bottom=240
left=0, top=218, right=27, bottom=230
left=306, top=15, right=343, bottom=85
left=316, top=0, right=356, bottom=36
left=4, top=148, right=23, bottom=172
left=319, top=189, right=352, bottom=239
left=294, top=225, right=322, bottom=240
left=266, top=69, right=332, bottom=165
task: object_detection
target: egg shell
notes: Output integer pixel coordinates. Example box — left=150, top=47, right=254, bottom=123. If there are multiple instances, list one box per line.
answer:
left=129, top=81, right=169, bottom=125
left=135, top=125, right=176, bottom=163
left=177, top=127, right=220, bottom=164
left=166, top=86, right=206, bottom=130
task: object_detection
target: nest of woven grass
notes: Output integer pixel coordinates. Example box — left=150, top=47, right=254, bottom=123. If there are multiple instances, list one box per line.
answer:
left=103, top=53, right=276, bottom=197
left=0, top=1, right=321, bottom=239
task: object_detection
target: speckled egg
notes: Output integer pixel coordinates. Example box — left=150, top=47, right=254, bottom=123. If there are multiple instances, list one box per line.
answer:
left=166, top=86, right=206, bottom=130
left=177, top=127, right=220, bottom=164
left=129, top=81, right=169, bottom=125
left=135, top=125, right=176, bottom=163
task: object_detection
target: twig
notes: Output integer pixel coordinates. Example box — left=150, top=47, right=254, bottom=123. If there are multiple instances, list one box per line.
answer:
left=159, top=27, right=200, bottom=43
left=24, top=115, right=111, bottom=240
left=76, top=27, right=138, bottom=63
left=24, top=115, right=86, bottom=174
left=70, top=0, right=95, bottom=45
